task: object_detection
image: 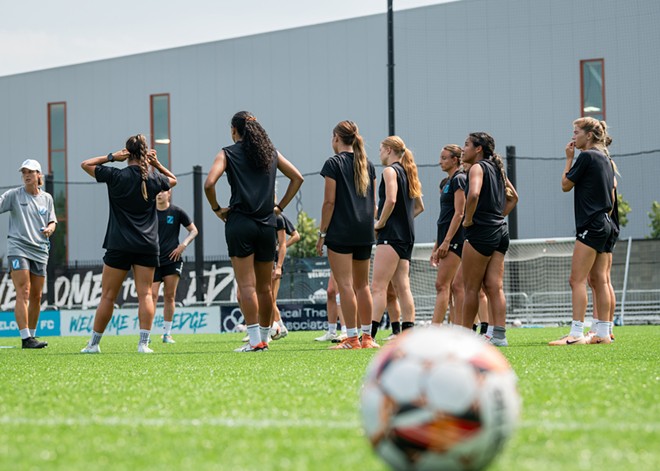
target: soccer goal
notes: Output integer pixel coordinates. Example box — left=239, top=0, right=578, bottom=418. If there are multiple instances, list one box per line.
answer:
left=409, top=238, right=577, bottom=325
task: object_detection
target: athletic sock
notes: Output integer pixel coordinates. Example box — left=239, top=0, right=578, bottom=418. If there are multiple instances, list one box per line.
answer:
left=341, top=325, right=347, bottom=335
left=19, top=328, right=30, bottom=340
left=163, top=321, right=173, bottom=335
left=259, top=325, right=271, bottom=343
left=361, top=324, right=371, bottom=336
left=596, top=320, right=610, bottom=339
left=90, top=331, right=103, bottom=347
left=371, top=321, right=380, bottom=338
left=472, top=324, right=478, bottom=332
left=29, top=329, right=36, bottom=337
left=569, top=320, right=585, bottom=338
left=391, top=321, right=401, bottom=335
left=486, top=325, right=494, bottom=337
left=247, top=324, right=260, bottom=346
left=479, top=322, right=489, bottom=335
left=402, top=321, right=415, bottom=331
left=347, top=327, right=359, bottom=338
left=277, top=319, right=285, bottom=330
left=139, top=329, right=150, bottom=346
left=328, top=323, right=337, bottom=335
left=493, top=326, right=506, bottom=340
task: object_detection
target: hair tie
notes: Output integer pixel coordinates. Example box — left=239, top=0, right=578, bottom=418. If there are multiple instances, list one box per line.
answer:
left=401, top=147, right=407, bottom=153
left=245, top=116, right=257, bottom=122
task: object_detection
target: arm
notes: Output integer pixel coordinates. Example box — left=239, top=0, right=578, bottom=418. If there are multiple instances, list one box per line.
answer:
left=80, top=149, right=129, bottom=178
left=286, top=230, right=300, bottom=248
left=374, top=167, right=397, bottom=231
left=274, top=229, right=287, bottom=280
left=463, top=164, right=483, bottom=227
left=204, top=150, right=229, bottom=221
left=503, top=178, right=519, bottom=217
left=413, top=196, right=425, bottom=218
left=147, top=149, right=177, bottom=188
left=562, top=141, right=576, bottom=192
left=168, top=222, right=199, bottom=261
left=437, top=189, right=465, bottom=259
left=275, top=152, right=304, bottom=214
left=316, top=176, right=336, bottom=256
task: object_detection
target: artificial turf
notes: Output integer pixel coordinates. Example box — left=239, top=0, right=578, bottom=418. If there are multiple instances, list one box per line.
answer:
left=0, top=326, right=658, bottom=471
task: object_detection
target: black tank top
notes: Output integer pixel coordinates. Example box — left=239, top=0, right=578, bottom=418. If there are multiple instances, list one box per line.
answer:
left=224, top=142, right=277, bottom=226
left=464, top=159, right=505, bottom=227
left=377, top=162, right=415, bottom=243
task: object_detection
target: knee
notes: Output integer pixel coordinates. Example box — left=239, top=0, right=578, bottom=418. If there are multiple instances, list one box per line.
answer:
left=327, top=286, right=338, bottom=299
left=435, top=279, right=450, bottom=295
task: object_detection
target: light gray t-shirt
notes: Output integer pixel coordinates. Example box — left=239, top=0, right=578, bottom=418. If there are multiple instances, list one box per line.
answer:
left=0, top=187, right=57, bottom=264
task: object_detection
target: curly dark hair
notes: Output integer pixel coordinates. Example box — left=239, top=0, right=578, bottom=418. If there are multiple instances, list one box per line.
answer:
left=231, top=111, right=276, bottom=172
left=468, top=132, right=506, bottom=184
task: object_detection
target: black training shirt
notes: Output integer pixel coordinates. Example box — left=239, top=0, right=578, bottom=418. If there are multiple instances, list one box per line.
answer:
left=566, top=149, right=614, bottom=229
left=464, top=159, right=505, bottom=227
left=96, top=165, right=170, bottom=254
left=320, top=152, right=376, bottom=246
left=224, top=142, right=277, bottom=227
left=276, top=213, right=296, bottom=236
left=157, top=205, right=193, bottom=266
left=438, top=170, right=466, bottom=226
left=376, top=162, right=415, bottom=244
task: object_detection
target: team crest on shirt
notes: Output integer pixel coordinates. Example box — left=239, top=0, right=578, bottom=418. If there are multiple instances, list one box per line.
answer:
left=39, top=207, right=48, bottom=215
left=167, top=215, right=174, bottom=224
left=443, top=184, right=450, bottom=194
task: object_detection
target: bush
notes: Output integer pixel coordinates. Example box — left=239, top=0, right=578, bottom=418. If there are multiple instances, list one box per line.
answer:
left=647, top=201, right=660, bottom=239
left=617, top=193, right=631, bottom=228
left=288, top=211, right=319, bottom=258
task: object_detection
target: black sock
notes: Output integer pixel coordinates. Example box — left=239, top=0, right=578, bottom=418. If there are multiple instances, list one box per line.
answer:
left=479, top=322, right=489, bottom=335
left=402, top=321, right=415, bottom=331
left=493, top=326, right=506, bottom=339
left=371, top=321, right=380, bottom=338
left=391, top=321, right=401, bottom=335
left=472, top=324, right=478, bottom=332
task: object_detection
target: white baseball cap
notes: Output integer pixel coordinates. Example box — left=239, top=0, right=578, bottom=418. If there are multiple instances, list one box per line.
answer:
left=19, top=159, right=42, bottom=173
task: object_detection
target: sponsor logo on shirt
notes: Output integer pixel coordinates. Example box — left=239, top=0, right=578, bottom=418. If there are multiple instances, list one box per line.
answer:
left=39, top=207, right=48, bottom=215
left=443, top=184, right=450, bottom=194
left=167, top=216, right=174, bottom=224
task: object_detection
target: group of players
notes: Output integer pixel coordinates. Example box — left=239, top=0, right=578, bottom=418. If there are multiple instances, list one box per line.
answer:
left=0, top=111, right=617, bottom=351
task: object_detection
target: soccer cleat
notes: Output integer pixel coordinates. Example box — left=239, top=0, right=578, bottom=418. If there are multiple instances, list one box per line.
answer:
left=489, top=337, right=509, bottom=347
left=234, top=341, right=268, bottom=352
left=610, top=333, right=615, bottom=342
left=314, top=331, right=339, bottom=342
left=331, top=333, right=348, bottom=343
left=589, top=335, right=612, bottom=345
left=271, top=327, right=288, bottom=341
left=80, top=343, right=101, bottom=354
left=329, top=336, right=361, bottom=350
left=548, top=335, right=587, bottom=346
left=383, top=333, right=398, bottom=341
left=162, top=334, right=176, bottom=344
left=22, top=337, right=47, bottom=349
left=138, top=344, right=154, bottom=353
left=360, top=334, right=380, bottom=349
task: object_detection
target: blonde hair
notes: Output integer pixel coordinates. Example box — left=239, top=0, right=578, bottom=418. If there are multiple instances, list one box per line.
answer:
left=333, top=121, right=369, bottom=197
left=573, top=117, right=613, bottom=156
left=443, top=144, right=462, bottom=168
left=382, top=136, right=422, bottom=198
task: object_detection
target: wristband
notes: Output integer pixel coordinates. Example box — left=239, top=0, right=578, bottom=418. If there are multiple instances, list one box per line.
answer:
left=107, top=152, right=114, bottom=162
left=317, top=230, right=327, bottom=238
left=275, top=204, right=283, bottom=212
left=212, top=205, right=221, bottom=212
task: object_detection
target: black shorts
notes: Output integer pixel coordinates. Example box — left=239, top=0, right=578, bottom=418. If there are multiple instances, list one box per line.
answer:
left=576, top=213, right=614, bottom=254
left=376, top=240, right=414, bottom=260
left=226, top=213, right=276, bottom=262
left=104, top=249, right=159, bottom=271
left=437, top=223, right=464, bottom=258
left=326, top=243, right=373, bottom=261
left=153, top=261, right=183, bottom=282
left=465, top=224, right=509, bottom=257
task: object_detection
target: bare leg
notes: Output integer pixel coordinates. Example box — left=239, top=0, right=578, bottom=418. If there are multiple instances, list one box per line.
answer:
left=432, top=252, right=461, bottom=324
left=93, top=265, right=129, bottom=333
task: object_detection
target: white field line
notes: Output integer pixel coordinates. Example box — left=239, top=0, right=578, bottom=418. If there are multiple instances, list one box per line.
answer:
left=0, top=416, right=658, bottom=432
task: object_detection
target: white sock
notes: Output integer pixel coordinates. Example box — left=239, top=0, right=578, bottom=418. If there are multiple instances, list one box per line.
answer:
left=29, top=329, right=36, bottom=337
left=277, top=319, right=285, bottom=330
left=362, top=325, right=371, bottom=335
left=569, top=320, right=585, bottom=338
left=486, top=325, right=494, bottom=337
left=328, top=323, right=337, bottom=335
left=139, top=329, right=150, bottom=346
left=596, top=321, right=610, bottom=339
left=90, top=331, right=103, bottom=346
left=163, top=321, right=173, bottom=335
left=609, top=323, right=614, bottom=336
left=247, top=324, right=260, bottom=346
left=19, top=328, right=30, bottom=340
left=341, top=325, right=347, bottom=334
left=347, top=327, right=358, bottom=338
left=259, top=325, right=271, bottom=343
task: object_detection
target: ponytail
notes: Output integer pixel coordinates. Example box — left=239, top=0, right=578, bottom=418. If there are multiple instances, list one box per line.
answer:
left=573, top=117, right=613, bottom=157
left=334, top=120, right=370, bottom=197
left=126, top=133, right=150, bottom=201
left=231, top=111, right=276, bottom=172
left=468, top=132, right=506, bottom=184
left=382, top=136, right=422, bottom=198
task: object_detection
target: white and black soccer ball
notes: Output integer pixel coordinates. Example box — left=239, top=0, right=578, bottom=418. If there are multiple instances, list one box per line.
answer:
left=360, top=326, right=520, bottom=471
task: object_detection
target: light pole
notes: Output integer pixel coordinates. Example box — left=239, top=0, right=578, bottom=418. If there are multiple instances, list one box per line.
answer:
left=388, top=0, right=395, bottom=136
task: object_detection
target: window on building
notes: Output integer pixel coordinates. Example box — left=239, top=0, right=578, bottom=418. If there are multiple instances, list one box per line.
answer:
left=581, top=59, right=605, bottom=121
left=47, top=102, right=68, bottom=265
left=150, top=94, right=171, bottom=168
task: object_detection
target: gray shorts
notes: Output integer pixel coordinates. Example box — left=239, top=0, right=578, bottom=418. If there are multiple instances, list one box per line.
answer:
left=8, top=256, right=47, bottom=277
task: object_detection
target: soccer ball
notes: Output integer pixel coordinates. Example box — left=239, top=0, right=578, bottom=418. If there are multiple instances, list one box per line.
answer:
left=360, top=326, right=520, bottom=471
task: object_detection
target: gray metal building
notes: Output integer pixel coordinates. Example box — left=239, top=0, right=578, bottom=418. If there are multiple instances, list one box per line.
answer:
left=1, top=0, right=658, bottom=263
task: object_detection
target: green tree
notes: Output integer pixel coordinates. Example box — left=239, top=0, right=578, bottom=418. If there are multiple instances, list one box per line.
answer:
left=288, top=211, right=319, bottom=258
left=617, top=193, right=631, bottom=228
left=647, top=201, right=660, bottom=239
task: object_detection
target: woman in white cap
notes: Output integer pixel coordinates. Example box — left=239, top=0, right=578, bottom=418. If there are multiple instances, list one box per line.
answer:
left=0, top=159, right=57, bottom=349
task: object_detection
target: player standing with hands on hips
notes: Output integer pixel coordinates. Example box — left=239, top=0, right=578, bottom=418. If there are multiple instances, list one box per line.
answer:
left=0, top=159, right=57, bottom=349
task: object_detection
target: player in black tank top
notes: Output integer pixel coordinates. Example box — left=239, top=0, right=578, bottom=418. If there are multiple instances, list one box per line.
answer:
left=369, top=136, right=424, bottom=347
left=461, top=133, right=518, bottom=347
left=430, top=145, right=466, bottom=326
left=270, top=212, right=300, bottom=341
left=204, top=111, right=303, bottom=352
left=551, top=118, right=617, bottom=345
left=80, top=134, right=177, bottom=354
left=151, top=189, right=198, bottom=344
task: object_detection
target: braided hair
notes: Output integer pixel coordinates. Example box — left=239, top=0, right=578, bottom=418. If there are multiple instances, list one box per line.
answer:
left=126, top=134, right=149, bottom=201
left=231, top=111, right=276, bottom=172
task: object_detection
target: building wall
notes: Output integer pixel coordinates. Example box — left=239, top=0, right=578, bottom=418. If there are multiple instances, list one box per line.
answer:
left=1, top=0, right=658, bottom=262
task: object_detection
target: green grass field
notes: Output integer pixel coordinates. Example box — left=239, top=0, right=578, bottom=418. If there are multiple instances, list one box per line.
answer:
left=1, top=326, right=658, bottom=471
